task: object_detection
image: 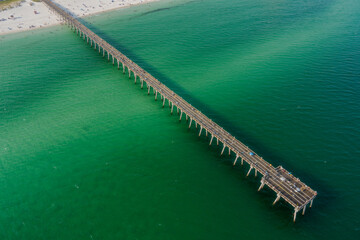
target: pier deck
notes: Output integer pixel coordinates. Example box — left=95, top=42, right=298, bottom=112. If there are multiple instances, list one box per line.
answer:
left=43, top=0, right=317, bottom=221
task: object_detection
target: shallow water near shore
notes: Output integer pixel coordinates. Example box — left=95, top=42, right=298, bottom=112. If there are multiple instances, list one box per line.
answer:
left=0, top=0, right=359, bottom=239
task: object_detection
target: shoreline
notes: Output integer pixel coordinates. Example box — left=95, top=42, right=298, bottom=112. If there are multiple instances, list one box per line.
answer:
left=0, top=0, right=159, bottom=36
left=77, top=0, right=160, bottom=18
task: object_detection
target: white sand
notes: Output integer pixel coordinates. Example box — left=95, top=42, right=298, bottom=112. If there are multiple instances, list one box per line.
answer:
left=0, top=0, right=158, bottom=35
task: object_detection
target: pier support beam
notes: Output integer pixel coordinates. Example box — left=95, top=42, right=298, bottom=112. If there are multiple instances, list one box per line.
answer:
left=155, top=91, right=158, bottom=101
left=217, top=138, right=219, bottom=145
left=247, top=165, right=253, bottom=177
left=189, top=118, right=192, bottom=128
left=233, top=155, right=239, bottom=165
left=294, top=208, right=299, bottom=222
left=258, top=179, right=265, bottom=191
left=179, top=111, right=183, bottom=121
left=310, top=199, right=313, bottom=208
left=302, top=205, right=306, bottom=215
left=147, top=86, right=150, bottom=95
left=273, top=194, right=281, bottom=205
left=209, top=135, right=214, bottom=145
left=141, top=79, right=144, bottom=89
left=199, top=126, right=202, bottom=136
left=171, top=104, right=174, bottom=114
left=163, top=98, right=166, bottom=107
left=221, top=145, right=226, bottom=155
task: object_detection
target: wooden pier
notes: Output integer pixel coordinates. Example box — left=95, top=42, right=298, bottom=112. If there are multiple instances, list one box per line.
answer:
left=43, top=0, right=317, bottom=222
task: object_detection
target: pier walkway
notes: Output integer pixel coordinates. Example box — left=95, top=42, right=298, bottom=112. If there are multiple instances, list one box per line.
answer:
left=43, top=0, right=317, bottom=221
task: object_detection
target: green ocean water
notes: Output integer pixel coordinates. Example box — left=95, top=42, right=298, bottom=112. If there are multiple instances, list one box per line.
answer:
left=0, top=0, right=359, bottom=239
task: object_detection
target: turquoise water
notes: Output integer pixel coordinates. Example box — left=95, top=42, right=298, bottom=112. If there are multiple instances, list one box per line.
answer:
left=1, top=0, right=359, bottom=239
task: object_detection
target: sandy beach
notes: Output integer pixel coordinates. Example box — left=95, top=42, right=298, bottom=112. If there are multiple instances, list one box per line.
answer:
left=0, top=0, right=158, bottom=35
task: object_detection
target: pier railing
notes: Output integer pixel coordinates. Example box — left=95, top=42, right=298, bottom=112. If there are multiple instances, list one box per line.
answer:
left=43, top=0, right=317, bottom=222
